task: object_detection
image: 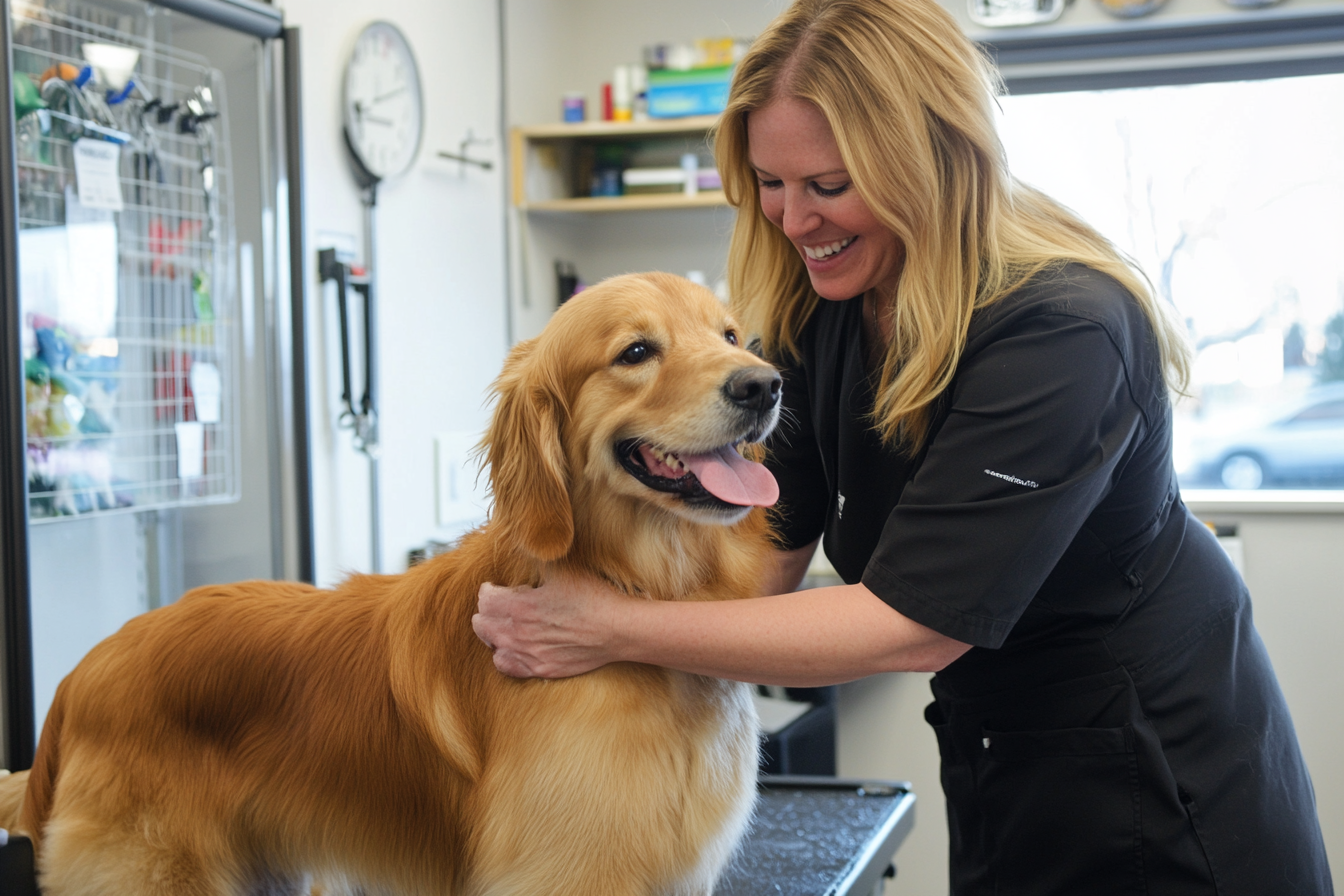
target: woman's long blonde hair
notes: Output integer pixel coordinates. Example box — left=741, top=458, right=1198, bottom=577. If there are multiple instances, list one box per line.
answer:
left=716, top=0, right=1191, bottom=451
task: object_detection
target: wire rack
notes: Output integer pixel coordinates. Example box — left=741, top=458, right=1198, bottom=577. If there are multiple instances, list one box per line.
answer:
left=12, top=0, right=239, bottom=522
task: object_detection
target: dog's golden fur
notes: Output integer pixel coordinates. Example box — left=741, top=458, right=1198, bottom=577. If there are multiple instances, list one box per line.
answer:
left=0, top=273, right=780, bottom=895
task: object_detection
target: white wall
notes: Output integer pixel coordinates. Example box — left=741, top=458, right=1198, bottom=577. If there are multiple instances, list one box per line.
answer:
left=275, top=0, right=508, bottom=584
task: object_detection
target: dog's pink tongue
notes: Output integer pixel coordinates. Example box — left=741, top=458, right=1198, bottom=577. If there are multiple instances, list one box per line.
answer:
left=682, top=446, right=779, bottom=507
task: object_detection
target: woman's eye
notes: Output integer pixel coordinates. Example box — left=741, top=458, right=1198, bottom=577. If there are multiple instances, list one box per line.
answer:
left=725, top=331, right=739, bottom=346
left=757, top=178, right=783, bottom=190
left=618, top=343, right=650, bottom=365
left=812, top=181, right=850, bottom=197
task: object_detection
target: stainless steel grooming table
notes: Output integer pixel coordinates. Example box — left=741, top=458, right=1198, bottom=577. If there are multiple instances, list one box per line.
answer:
left=0, top=776, right=915, bottom=896
left=720, top=776, right=917, bottom=896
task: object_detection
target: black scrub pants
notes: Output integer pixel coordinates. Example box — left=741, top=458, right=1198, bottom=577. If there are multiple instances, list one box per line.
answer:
left=926, top=591, right=1333, bottom=896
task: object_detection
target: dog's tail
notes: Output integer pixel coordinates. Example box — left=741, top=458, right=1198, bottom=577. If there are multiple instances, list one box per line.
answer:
left=19, top=680, right=67, bottom=848
left=0, top=769, right=30, bottom=834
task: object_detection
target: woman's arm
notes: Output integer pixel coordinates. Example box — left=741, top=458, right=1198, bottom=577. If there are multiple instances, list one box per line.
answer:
left=609, top=581, right=970, bottom=685
left=473, top=545, right=971, bottom=686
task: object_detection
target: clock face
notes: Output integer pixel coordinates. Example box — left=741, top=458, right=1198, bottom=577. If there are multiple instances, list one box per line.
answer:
left=343, top=21, right=424, bottom=181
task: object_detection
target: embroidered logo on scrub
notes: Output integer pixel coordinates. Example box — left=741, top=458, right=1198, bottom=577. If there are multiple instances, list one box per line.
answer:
left=836, top=492, right=846, bottom=518
left=984, top=469, right=1039, bottom=489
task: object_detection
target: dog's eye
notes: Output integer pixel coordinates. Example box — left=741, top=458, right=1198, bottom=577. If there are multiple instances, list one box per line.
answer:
left=617, top=342, right=651, bottom=365
left=725, top=331, right=739, bottom=346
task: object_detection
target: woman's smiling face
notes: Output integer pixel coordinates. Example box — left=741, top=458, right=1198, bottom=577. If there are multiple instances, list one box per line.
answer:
left=747, top=96, right=904, bottom=302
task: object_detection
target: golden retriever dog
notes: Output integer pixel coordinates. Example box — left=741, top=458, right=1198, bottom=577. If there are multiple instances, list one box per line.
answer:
left=0, top=272, right=783, bottom=896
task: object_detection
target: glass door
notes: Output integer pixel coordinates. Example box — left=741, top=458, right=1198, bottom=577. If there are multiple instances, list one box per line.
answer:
left=7, top=0, right=298, bottom=755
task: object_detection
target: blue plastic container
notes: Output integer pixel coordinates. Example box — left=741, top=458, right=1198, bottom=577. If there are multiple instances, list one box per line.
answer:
left=647, top=65, right=734, bottom=118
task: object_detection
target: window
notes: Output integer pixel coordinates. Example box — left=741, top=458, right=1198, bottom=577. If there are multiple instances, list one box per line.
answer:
left=986, top=17, right=1344, bottom=493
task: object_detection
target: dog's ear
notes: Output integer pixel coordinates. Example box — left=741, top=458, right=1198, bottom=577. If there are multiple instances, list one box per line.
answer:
left=484, top=340, right=573, bottom=561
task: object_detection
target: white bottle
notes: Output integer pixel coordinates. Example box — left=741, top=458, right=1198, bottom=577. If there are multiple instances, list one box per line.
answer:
left=612, top=65, right=633, bottom=122
left=681, top=152, right=699, bottom=197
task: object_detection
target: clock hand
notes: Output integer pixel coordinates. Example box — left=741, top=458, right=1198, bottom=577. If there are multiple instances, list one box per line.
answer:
left=373, top=86, right=406, bottom=104
left=351, top=102, right=395, bottom=127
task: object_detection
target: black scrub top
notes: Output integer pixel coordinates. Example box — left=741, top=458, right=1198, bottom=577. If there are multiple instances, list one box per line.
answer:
left=765, top=263, right=1333, bottom=896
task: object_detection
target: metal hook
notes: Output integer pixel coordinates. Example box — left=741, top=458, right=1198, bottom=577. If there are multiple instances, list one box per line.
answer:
left=437, top=128, right=493, bottom=172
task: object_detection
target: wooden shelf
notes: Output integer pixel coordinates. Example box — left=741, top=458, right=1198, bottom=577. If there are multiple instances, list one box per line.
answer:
left=509, top=114, right=729, bottom=335
left=511, top=115, right=726, bottom=210
left=515, top=115, right=720, bottom=141
left=522, top=190, right=729, bottom=213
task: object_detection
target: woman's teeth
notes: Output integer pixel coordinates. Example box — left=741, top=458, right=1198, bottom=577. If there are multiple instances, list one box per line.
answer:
left=804, top=236, right=855, bottom=260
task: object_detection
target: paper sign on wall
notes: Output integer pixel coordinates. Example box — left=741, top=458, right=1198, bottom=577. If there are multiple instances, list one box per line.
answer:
left=175, top=421, right=204, bottom=479
left=72, top=138, right=124, bottom=211
left=189, top=362, right=222, bottom=423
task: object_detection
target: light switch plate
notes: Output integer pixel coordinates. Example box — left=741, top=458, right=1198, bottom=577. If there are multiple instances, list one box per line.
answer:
left=435, top=432, right=491, bottom=529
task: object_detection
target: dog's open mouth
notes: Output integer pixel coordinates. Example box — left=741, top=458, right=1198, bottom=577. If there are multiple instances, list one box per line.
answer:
left=616, top=439, right=779, bottom=509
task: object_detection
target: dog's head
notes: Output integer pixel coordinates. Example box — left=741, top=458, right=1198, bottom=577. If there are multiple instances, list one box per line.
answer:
left=485, top=272, right=781, bottom=563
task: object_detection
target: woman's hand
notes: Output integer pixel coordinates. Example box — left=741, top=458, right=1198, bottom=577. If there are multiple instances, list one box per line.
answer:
left=473, top=573, right=630, bottom=679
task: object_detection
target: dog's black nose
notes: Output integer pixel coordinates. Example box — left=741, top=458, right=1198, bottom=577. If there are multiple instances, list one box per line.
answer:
left=723, top=368, right=783, bottom=412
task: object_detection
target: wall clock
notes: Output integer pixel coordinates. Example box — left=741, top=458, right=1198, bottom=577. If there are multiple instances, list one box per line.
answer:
left=342, top=20, right=424, bottom=188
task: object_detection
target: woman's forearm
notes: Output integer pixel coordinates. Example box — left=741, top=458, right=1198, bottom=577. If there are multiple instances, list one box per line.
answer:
left=474, top=561, right=971, bottom=683
left=610, top=583, right=970, bottom=687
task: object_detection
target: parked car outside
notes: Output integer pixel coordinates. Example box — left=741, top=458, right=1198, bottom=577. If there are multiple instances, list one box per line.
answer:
left=1180, top=382, right=1344, bottom=489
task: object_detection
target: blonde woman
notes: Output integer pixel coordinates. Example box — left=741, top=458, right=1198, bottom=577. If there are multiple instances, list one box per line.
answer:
left=476, top=0, right=1332, bottom=891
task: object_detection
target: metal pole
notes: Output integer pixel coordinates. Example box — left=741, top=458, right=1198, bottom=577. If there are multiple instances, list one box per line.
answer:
left=361, top=188, right=380, bottom=573
left=282, top=27, right=315, bottom=583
